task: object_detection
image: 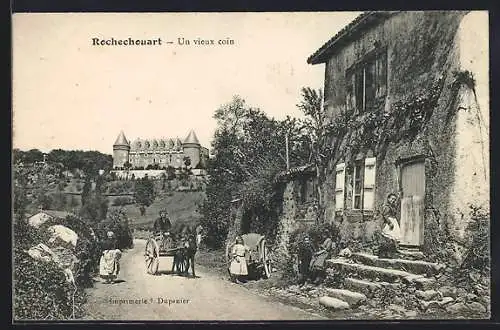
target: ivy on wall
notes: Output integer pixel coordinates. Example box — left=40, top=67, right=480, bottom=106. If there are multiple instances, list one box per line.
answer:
left=319, top=70, right=477, bottom=172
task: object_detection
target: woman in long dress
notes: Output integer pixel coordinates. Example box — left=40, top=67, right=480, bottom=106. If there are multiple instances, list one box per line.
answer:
left=310, top=230, right=336, bottom=284
left=99, top=231, right=122, bottom=284
left=377, top=193, right=402, bottom=258
left=229, top=236, right=250, bottom=284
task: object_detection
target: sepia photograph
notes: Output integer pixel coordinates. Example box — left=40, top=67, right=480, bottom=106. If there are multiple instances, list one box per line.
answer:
left=12, top=11, right=490, bottom=321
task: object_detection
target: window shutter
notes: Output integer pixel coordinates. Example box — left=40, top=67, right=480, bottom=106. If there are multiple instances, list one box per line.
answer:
left=376, top=53, right=387, bottom=98
left=363, top=157, right=376, bottom=210
left=335, top=163, right=345, bottom=211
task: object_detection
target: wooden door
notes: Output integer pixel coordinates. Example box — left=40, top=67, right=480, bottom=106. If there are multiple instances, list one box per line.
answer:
left=400, top=160, right=425, bottom=246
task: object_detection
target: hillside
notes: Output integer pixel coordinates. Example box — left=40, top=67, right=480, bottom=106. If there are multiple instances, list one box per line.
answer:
left=109, top=190, right=206, bottom=230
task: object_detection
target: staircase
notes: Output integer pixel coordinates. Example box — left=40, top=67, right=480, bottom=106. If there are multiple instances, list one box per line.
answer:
left=319, top=249, right=447, bottom=311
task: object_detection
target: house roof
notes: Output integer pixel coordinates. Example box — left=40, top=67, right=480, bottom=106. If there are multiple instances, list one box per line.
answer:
left=184, top=130, right=200, bottom=145
left=307, top=11, right=395, bottom=65
left=113, top=131, right=130, bottom=146
left=275, top=164, right=316, bottom=183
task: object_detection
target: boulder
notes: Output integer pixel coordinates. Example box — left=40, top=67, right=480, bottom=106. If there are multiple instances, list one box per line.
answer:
left=319, top=296, right=350, bottom=310
left=465, top=293, right=478, bottom=302
left=438, top=286, right=457, bottom=298
left=325, top=288, right=367, bottom=306
left=421, top=300, right=441, bottom=311
left=47, top=225, right=78, bottom=248
left=446, top=302, right=469, bottom=314
left=416, top=289, right=440, bottom=301
left=27, top=243, right=60, bottom=263
left=387, top=304, right=406, bottom=314
left=405, top=310, right=418, bottom=318
left=467, top=302, right=487, bottom=314
left=439, top=297, right=455, bottom=306
left=28, top=212, right=53, bottom=228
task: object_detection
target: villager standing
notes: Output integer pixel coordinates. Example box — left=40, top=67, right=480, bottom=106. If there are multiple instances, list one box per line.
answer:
left=377, top=193, right=402, bottom=258
left=99, top=231, right=122, bottom=284
left=297, top=235, right=315, bottom=286
left=229, top=236, right=250, bottom=284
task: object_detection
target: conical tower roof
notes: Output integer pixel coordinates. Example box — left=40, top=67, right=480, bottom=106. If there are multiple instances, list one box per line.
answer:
left=183, top=129, right=200, bottom=145
left=113, top=131, right=129, bottom=146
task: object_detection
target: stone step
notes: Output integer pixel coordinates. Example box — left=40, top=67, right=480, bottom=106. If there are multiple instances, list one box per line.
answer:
left=352, top=252, right=446, bottom=276
left=324, top=288, right=367, bottom=307
left=326, top=258, right=436, bottom=290
left=343, top=278, right=382, bottom=298
left=397, top=248, right=425, bottom=260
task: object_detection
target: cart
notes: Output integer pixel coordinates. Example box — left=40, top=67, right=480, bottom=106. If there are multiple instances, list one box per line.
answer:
left=144, top=233, right=186, bottom=275
left=226, top=233, right=272, bottom=279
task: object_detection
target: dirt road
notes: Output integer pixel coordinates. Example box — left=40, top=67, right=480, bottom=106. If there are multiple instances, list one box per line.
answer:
left=83, top=239, right=325, bottom=321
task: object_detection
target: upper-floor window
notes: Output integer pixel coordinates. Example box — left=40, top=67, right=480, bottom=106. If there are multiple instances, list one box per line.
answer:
left=346, top=50, right=387, bottom=113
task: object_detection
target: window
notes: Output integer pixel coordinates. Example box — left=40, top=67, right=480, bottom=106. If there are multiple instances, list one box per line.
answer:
left=346, top=50, right=387, bottom=113
left=351, top=157, right=377, bottom=210
left=353, top=161, right=363, bottom=209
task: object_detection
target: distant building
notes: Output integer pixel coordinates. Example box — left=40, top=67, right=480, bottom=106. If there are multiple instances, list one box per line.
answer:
left=112, top=130, right=209, bottom=170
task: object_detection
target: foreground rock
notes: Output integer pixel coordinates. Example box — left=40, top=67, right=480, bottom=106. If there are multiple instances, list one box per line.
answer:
left=324, top=288, right=367, bottom=307
left=319, top=296, right=350, bottom=310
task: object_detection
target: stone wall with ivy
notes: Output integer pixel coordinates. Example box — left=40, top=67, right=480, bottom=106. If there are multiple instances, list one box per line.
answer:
left=317, top=11, right=489, bottom=258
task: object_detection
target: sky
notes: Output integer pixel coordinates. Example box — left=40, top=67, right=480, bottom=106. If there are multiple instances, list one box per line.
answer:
left=12, top=12, right=362, bottom=155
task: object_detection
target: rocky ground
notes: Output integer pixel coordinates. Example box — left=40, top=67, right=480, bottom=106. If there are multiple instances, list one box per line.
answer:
left=196, top=248, right=491, bottom=320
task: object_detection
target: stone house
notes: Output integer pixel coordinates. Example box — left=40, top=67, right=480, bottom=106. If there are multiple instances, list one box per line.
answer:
left=305, top=11, right=489, bottom=253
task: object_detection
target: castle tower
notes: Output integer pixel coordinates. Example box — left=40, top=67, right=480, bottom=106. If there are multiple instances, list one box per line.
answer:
left=182, top=129, right=201, bottom=168
left=113, top=131, right=130, bottom=169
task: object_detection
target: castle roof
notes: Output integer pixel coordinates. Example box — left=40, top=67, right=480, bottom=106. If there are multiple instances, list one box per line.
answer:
left=130, top=137, right=188, bottom=151
left=184, top=129, right=200, bottom=145
left=113, top=131, right=129, bottom=146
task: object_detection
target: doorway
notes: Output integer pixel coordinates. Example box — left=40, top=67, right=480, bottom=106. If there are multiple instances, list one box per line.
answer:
left=399, top=159, right=425, bottom=247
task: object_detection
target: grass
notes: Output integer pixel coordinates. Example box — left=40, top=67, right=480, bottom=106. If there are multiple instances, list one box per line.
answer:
left=111, top=190, right=205, bottom=229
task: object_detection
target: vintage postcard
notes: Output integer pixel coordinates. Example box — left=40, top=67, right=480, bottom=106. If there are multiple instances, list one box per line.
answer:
left=12, top=11, right=490, bottom=321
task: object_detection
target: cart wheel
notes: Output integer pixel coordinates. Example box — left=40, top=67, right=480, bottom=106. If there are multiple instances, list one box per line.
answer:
left=145, top=238, right=159, bottom=275
left=261, top=239, right=272, bottom=279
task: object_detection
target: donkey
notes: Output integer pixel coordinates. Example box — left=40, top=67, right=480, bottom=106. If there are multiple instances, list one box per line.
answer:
left=182, top=233, right=198, bottom=278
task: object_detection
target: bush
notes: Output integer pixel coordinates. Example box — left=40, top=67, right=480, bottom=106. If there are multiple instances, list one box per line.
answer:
left=12, top=216, right=88, bottom=320
left=112, top=196, right=133, bottom=206
left=99, top=209, right=134, bottom=249
left=460, top=206, right=490, bottom=274
left=13, top=247, right=86, bottom=320
left=40, top=215, right=100, bottom=286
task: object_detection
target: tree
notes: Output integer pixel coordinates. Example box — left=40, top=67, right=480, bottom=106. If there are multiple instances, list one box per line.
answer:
left=200, top=96, right=309, bottom=248
left=81, top=178, right=92, bottom=206
left=134, top=176, right=156, bottom=215
left=296, top=86, right=345, bottom=222
left=183, top=156, right=191, bottom=169
left=166, top=166, right=176, bottom=180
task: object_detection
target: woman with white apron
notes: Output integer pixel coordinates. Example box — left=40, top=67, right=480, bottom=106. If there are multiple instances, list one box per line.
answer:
left=377, top=193, right=401, bottom=258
